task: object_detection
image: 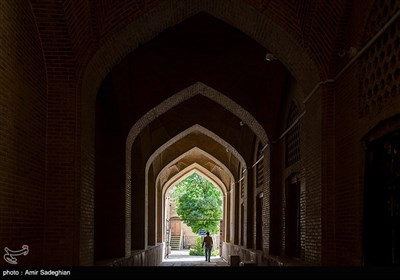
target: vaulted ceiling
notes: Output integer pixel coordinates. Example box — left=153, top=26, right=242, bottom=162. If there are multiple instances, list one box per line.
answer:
left=28, top=0, right=361, bottom=198
left=87, top=1, right=357, bottom=193
left=98, top=12, right=290, bottom=190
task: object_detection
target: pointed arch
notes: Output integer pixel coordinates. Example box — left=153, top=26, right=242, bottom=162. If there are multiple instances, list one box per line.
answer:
left=142, top=123, right=246, bottom=220
left=79, top=1, right=320, bottom=263
left=162, top=163, right=227, bottom=197
left=127, top=82, right=267, bottom=150
left=159, top=162, right=231, bottom=248
left=154, top=147, right=233, bottom=195
left=144, top=126, right=240, bottom=248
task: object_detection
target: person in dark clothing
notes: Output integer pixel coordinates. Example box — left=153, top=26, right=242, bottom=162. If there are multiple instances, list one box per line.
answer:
left=202, top=231, right=213, bottom=262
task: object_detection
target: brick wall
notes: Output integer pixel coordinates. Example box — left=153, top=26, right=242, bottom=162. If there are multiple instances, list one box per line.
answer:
left=79, top=1, right=320, bottom=264
left=303, top=88, right=322, bottom=264
left=2, top=0, right=383, bottom=267
left=262, top=145, right=271, bottom=254
left=333, top=63, right=362, bottom=266
left=244, top=0, right=349, bottom=79
left=332, top=0, right=400, bottom=266
left=0, top=1, right=47, bottom=266
left=94, top=76, right=126, bottom=260
left=30, top=0, right=78, bottom=265
left=280, top=79, right=308, bottom=262
left=321, top=83, right=336, bottom=265
left=111, top=243, right=163, bottom=266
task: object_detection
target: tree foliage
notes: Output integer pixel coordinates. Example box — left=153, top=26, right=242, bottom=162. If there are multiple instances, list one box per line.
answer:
left=171, top=173, right=222, bottom=234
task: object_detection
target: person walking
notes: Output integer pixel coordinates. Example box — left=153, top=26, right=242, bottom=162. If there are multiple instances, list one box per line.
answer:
left=202, top=231, right=213, bottom=262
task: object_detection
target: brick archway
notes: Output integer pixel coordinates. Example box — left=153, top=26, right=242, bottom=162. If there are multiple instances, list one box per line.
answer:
left=80, top=1, right=320, bottom=264
left=143, top=123, right=246, bottom=252
left=161, top=164, right=228, bottom=246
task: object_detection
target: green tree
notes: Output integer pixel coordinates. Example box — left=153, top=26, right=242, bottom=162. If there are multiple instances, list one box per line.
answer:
left=171, top=173, right=222, bottom=234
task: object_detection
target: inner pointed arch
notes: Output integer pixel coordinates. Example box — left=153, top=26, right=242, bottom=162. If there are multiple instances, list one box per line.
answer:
left=127, top=82, right=268, bottom=154
left=162, top=163, right=228, bottom=198
left=144, top=123, right=247, bottom=181
left=155, top=148, right=234, bottom=195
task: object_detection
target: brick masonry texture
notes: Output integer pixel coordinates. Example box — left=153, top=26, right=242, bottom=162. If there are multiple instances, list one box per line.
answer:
left=1, top=0, right=399, bottom=267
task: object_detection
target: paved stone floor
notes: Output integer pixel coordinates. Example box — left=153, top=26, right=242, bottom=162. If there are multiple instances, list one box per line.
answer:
left=159, top=249, right=229, bottom=266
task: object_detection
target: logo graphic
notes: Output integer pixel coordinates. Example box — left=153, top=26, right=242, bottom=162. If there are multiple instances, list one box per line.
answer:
left=3, top=245, right=29, bottom=265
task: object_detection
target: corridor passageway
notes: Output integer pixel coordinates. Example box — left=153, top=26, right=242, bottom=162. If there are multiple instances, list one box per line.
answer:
left=1, top=0, right=399, bottom=269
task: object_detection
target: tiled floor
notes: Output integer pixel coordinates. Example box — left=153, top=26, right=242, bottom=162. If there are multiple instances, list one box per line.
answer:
left=159, top=249, right=229, bottom=266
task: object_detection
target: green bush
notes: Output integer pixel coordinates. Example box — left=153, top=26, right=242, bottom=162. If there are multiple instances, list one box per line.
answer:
left=189, top=236, right=219, bottom=256
left=189, top=236, right=204, bottom=256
